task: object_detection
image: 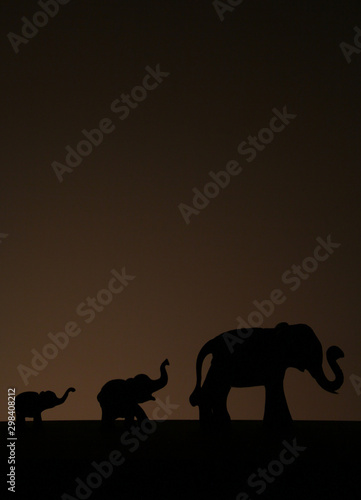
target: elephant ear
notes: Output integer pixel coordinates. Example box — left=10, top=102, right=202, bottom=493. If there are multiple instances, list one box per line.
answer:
left=38, top=391, right=49, bottom=409
left=38, top=391, right=57, bottom=409
left=275, top=322, right=289, bottom=330
left=125, top=376, right=155, bottom=403
left=39, top=391, right=51, bottom=399
left=132, top=374, right=150, bottom=384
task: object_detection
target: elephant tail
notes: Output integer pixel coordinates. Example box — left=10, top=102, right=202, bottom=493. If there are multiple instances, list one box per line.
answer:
left=189, top=340, right=214, bottom=407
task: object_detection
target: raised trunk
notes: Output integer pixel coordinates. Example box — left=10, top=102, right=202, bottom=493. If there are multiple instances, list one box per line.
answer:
left=149, top=359, right=169, bottom=393
left=56, top=387, right=76, bottom=405
left=310, top=346, right=344, bottom=393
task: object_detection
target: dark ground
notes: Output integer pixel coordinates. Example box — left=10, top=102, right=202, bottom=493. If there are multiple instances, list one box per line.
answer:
left=1, top=420, right=360, bottom=500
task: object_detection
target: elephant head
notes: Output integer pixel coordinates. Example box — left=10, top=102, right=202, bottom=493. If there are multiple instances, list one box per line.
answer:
left=282, top=324, right=344, bottom=393
left=38, top=387, right=76, bottom=411
left=128, top=359, right=169, bottom=403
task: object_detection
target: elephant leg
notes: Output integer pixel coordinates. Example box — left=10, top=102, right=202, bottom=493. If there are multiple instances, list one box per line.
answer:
left=100, top=408, right=114, bottom=429
left=201, top=365, right=231, bottom=429
left=198, top=398, right=213, bottom=427
left=134, top=404, right=148, bottom=423
left=33, top=413, right=42, bottom=428
left=263, top=374, right=293, bottom=430
left=198, top=379, right=213, bottom=427
left=123, top=405, right=147, bottom=429
left=16, top=413, right=25, bottom=429
left=212, top=387, right=231, bottom=427
left=124, top=414, right=134, bottom=429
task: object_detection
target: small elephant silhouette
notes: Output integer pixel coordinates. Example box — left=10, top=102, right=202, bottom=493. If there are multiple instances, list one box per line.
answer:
left=190, top=323, right=344, bottom=430
left=97, top=359, right=169, bottom=428
left=15, top=387, right=76, bottom=427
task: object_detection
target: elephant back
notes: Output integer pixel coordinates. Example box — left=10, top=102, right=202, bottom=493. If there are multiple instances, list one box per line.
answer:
left=98, top=379, right=127, bottom=399
left=15, top=392, right=40, bottom=416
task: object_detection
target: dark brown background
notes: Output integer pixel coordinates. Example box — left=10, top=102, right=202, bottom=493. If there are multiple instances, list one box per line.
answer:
left=1, top=0, right=360, bottom=421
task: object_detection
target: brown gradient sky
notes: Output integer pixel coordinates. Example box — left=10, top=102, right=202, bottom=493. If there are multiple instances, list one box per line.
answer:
left=1, top=0, right=361, bottom=421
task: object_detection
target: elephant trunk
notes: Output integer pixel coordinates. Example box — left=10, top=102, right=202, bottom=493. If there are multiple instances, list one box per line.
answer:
left=56, top=387, right=76, bottom=405
left=149, top=359, right=169, bottom=393
left=310, top=346, right=344, bottom=393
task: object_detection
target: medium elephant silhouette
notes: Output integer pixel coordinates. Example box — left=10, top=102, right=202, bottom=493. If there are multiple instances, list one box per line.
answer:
left=97, top=359, right=169, bottom=428
left=15, top=387, right=76, bottom=427
left=189, top=323, right=344, bottom=430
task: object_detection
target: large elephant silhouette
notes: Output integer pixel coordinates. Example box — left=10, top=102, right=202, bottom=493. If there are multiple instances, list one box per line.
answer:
left=97, top=359, right=169, bottom=428
left=189, top=323, right=344, bottom=430
left=15, top=387, right=76, bottom=427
